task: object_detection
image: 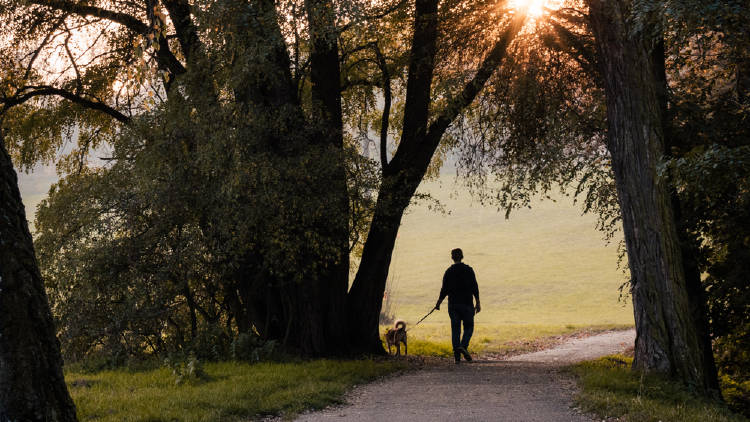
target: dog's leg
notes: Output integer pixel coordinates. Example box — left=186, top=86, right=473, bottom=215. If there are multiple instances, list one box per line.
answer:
left=396, top=343, right=401, bottom=356
left=404, top=339, right=407, bottom=356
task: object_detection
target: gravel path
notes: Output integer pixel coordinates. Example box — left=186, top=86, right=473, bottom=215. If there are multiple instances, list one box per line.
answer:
left=295, top=329, right=635, bottom=422
left=506, top=329, right=636, bottom=364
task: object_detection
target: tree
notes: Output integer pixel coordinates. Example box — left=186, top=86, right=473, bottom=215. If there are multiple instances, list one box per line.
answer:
left=0, top=126, right=77, bottom=421
left=448, top=0, right=733, bottom=395
left=347, top=0, right=528, bottom=353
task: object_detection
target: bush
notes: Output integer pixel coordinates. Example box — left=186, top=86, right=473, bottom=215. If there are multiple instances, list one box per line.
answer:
left=716, top=328, right=750, bottom=417
left=231, top=333, right=278, bottom=362
left=163, top=352, right=207, bottom=385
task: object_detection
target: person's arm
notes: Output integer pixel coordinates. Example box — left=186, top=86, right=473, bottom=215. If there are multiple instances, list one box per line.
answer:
left=435, top=270, right=449, bottom=310
left=470, top=267, right=481, bottom=313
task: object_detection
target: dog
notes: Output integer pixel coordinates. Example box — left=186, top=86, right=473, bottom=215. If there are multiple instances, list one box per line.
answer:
left=384, top=320, right=407, bottom=356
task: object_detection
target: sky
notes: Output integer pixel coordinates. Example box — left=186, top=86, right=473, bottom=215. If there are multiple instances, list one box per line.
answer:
left=17, top=164, right=58, bottom=232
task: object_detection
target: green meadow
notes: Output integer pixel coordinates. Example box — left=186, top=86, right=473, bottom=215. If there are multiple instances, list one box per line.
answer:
left=372, top=176, right=634, bottom=353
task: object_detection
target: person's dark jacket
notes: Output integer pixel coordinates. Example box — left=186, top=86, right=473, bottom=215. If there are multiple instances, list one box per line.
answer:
left=437, top=263, right=479, bottom=307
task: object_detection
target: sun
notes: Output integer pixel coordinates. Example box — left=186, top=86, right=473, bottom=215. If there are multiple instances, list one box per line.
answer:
left=509, top=0, right=560, bottom=18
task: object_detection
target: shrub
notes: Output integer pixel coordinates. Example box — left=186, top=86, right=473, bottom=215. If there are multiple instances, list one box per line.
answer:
left=163, top=352, right=207, bottom=385
left=230, top=333, right=278, bottom=362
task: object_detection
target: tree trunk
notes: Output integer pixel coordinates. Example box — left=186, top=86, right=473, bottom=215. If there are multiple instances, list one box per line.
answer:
left=347, top=176, right=425, bottom=353
left=652, top=37, right=721, bottom=395
left=219, top=0, right=350, bottom=356
left=301, top=0, right=350, bottom=355
left=0, top=128, right=77, bottom=421
left=588, top=0, right=712, bottom=393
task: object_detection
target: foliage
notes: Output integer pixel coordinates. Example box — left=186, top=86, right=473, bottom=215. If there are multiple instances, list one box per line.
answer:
left=230, top=333, right=278, bottom=363
left=163, top=352, right=207, bottom=385
left=2, top=0, right=747, bottom=372
left=452, top=9, right=618, bottom=239
left=66, top=359, right=408, bottom=421
left=5, top=0, right=534, bottom=358
left=571, top=355, right=747, bottom=422
left=446, top=0, right=749, bottom=401
left=716, top=328, right=750, bottom=416
left=32, top=86, right=367, bottom=358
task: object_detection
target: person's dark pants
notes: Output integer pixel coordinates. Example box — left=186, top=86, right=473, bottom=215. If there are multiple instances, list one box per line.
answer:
left=448, top=304, right=475, bottom=354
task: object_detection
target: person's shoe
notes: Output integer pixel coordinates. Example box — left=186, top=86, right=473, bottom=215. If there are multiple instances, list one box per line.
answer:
left=458, top=347, right=472, bottom=362
left=454, top=351, right=461, bottom=364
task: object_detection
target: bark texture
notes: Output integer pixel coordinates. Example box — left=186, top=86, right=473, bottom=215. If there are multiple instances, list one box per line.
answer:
left=0, top=129, right=77, bottom=421
left=654, top=39, right=721, bottom=394
left=588, top=0, right=711, bottom=392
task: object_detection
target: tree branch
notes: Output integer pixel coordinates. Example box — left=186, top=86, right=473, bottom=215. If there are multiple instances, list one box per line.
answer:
left=424, top=12, right=527, bottom=146
left=161, top=0, right=201, bottom=63
left=6, top=86, right=130, bottom=123
left=28, top=0, right=149, bottom=33
left=28, top=0, right=186, bottom=76
left=373, top=43, right=392, bottom=173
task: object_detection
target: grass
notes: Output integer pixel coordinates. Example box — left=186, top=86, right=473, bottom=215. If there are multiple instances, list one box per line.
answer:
left=569, top=355, right=748, bottom=422
left=372, top=176, right=634, bottom=352
left=67, top=359, right=408, bottom=421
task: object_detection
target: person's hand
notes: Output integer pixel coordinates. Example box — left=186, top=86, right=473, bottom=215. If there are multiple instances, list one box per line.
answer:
left=434, top=304, right=440, bottom=311
left=475, top=303, right=481, bottom=314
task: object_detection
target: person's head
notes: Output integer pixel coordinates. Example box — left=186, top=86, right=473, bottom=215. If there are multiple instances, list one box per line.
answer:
left=451, top=248, right=463, bottom=262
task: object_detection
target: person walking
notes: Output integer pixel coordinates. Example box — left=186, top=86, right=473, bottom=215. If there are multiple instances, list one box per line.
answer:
left=434, top=248, right=481, bottom=363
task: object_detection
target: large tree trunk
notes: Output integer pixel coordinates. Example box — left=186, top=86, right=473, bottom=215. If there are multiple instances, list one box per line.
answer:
left=347, top=175, right=428, bottom=353
left=300, top=0, right=350, bottom=355
left=588, top=0, right=712, bottom=393
left=651, top=38, right=721, bottom=394
left=0, top=129, right=77, bottom=421
left=220, top=0, right=349, bottom=356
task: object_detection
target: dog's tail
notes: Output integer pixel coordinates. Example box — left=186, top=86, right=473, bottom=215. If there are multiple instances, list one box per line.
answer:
left=393, top=320, right=406, bottom=331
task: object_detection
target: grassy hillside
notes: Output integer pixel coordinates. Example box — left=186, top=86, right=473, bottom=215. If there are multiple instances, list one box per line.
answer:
left=372, top=176, right=634, bottom=352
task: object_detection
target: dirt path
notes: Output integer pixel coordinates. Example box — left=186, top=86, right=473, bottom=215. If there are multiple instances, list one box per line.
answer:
left=506, top=329, right=636, bottom=364
left=294, top=329, right=635, bottom=422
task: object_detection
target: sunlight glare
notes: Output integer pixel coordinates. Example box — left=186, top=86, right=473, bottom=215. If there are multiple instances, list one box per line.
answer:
left=509, top=0, right=560, bottom=18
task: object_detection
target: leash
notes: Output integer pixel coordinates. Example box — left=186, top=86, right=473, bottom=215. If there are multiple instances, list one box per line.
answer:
left=411, top=307, right=437, bottom=329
